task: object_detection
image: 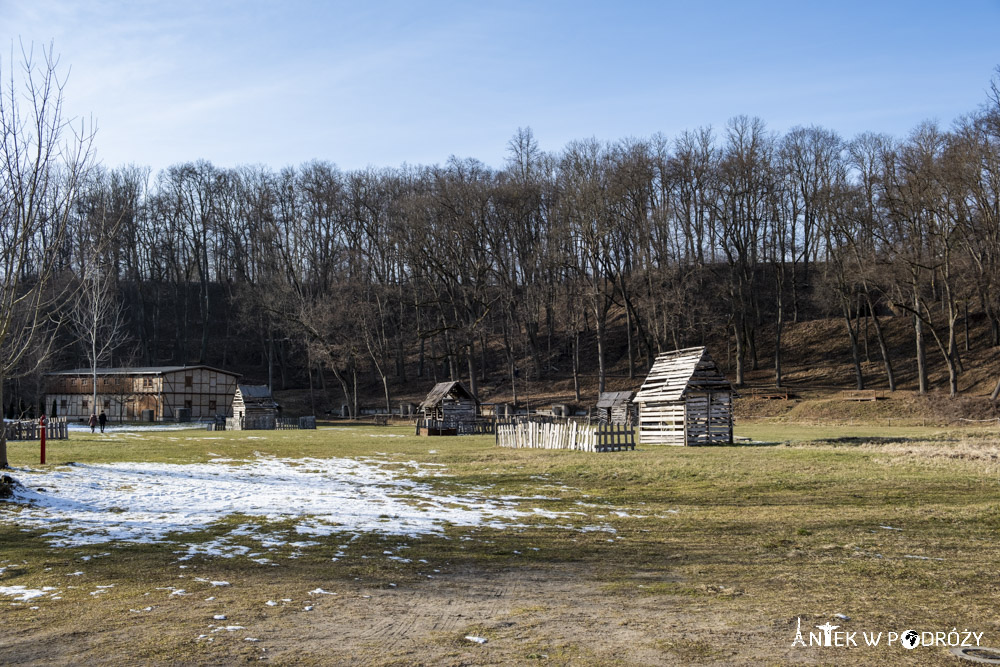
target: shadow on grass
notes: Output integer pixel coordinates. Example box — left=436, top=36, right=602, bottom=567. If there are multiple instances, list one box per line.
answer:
left=810, top=436, right=958, bottom=447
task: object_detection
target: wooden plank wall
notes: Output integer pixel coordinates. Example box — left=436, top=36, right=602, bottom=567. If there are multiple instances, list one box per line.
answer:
left=638, top=392, right=733, bottom=446
left=684, top=391, right=733, bottom=445
left=637, top=401, right=687, bottom=445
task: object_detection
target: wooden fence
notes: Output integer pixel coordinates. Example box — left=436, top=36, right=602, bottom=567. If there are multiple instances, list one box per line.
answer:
left=218, top=416, right=317, bottom=431
left=3, top=418, right=69, bottom=441
left=415, top=417, right=496, bottom=436
left=496, top=420, right=634, bottom=452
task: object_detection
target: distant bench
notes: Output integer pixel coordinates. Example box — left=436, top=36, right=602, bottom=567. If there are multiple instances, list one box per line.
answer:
left=750, top=388, right=791, bottom=400
left=840, top=390, right=884, bottom=402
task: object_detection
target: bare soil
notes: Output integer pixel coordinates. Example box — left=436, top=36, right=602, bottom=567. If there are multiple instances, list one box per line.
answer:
left=0, top=563, right=807, bottom=666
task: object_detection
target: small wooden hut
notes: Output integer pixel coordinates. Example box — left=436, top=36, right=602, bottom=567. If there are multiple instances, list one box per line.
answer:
left=418, top=381, right=479, bottom=425
left=595, top=391, right=636, bottom=425
left=634, top=347, right=733, bottom=446
left=231, top=384, right=278, bottom=430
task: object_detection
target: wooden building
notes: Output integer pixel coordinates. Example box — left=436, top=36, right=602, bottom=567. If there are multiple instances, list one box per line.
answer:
left=418, top=381, right=479, bottom=425
left=44, top=366, right=240, bottom=422
left=230, top=384, right=278, bottom=430
left=595, top=391, right=636, bottom=425
left=634, top=347, right=734, bottom=446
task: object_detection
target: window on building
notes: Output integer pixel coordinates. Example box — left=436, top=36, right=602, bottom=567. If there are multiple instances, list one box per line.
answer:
left=184, top=400, right=193, bottom=410
left=104, top=399, right=111, bottom=409
left=60, top=399, right=67, bottom=409
left=82, top=399, right=88, bottom=410
left=185, top=375, right=193, bottom=388
left=209, top=400, right=217, bottom=412
left=143, top=377, right=152, bottom=388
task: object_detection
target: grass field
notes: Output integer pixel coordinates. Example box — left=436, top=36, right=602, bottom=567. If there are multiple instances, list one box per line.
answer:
left=1, top=422, right=999, bottom=665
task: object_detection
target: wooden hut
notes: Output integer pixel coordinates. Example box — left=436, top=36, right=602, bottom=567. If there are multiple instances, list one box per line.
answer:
left=595, top=391, right=636, bottom=425
left=634, top=347, right=733, bottom=446
left=418, top=381, right=479, bottom=425
left=231, top=384, right=278, bottom=430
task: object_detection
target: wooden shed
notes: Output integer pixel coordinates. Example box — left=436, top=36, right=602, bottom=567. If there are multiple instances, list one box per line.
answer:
left=595, top=391, right=636, bottom=425
left=418, top=381, right=479, bottom=425
left=634, top=347, right=734, bottom=446
left=231, top=384, right=278, bottom=430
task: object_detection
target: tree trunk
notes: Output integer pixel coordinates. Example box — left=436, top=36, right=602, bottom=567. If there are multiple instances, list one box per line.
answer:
left=733, top=320, right=745, bottom=387
left=910, top=280, right=927, bottom=394
left=595, top=312, right=606, bottom=394
left=774, top=281, right=783, bottom=389
left=868, top=305, right=896, bottom=391
left=572, top=329, right=581, bottom=402
left=466, top=341, right=478, bottom=398
left=843, top=300, right=864, bottom=390
left=0, top=378, right=8, bottom=469
left=625, top=306, right=634, bottom=380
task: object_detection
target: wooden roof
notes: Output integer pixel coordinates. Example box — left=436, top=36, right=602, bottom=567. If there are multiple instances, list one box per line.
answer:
left=236, top=384, right=278, bottom=408
left=418, top=381, right=479, bottom=409
left=634, top=347, right=732, bottom=403
left=45, top=365, right=239, bottom=378
left=595, top=391, right=635, bottom=409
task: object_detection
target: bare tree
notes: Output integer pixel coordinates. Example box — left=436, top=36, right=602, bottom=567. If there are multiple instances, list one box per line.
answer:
left=68, top=259, right=130, bottom=413
left=1, top=43, right=93, bottom=468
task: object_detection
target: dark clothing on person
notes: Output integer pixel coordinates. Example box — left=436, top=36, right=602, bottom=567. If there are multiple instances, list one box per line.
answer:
left=98, top=411, right=107, bottom=433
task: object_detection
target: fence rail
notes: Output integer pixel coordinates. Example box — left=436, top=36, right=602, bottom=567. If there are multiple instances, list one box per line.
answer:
left=2, top=418, right=69, bottom=441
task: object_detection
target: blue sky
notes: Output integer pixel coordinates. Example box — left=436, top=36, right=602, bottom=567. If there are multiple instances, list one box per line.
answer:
left=3, top=0, right=999, bottom=174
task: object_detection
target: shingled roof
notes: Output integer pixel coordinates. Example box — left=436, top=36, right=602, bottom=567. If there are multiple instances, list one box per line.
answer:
left=595, top=391, right=635, bottom=409
left=634, top=347, right=732, bottom=403
left=237, top=384, right=278, bottom=407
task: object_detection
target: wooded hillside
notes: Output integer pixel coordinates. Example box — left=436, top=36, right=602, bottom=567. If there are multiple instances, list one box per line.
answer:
left=5, top=70, right=1000, bottom=418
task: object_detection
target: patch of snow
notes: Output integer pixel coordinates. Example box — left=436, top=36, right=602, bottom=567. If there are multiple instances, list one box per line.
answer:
left=68, top=422, right=203, bottom=433
left=2, top=456, right=601, bottom=556
left=0, top=586, right=54, bottom=602
left=211, top=625, right=245, bottom=633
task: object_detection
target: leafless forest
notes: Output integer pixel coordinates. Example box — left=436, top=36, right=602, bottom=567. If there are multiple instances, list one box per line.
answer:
left=4, top=57, right=1000, bottom=417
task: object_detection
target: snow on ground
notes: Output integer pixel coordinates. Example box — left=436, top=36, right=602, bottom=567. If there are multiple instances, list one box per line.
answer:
left=0, top=585, right=59, bottom=602
left=68, top=422, right=208, bottom=434
left=0, top=456, right=593, bottom=553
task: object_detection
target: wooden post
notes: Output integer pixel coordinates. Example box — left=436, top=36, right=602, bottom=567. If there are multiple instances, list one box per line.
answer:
left=39, top=414, right=47, bottom=464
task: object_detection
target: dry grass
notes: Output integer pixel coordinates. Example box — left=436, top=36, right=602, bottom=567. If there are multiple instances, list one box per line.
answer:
left=2, top=423, right=999, bottom=665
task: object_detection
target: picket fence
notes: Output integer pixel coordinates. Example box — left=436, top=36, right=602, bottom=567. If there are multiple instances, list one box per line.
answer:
left=496, top=420, right=635, bottom=452
left=2, top=418, right=69, bottom=441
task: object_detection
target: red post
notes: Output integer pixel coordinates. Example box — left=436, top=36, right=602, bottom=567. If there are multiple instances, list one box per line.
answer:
left=39, top=414, right=47, bottom=465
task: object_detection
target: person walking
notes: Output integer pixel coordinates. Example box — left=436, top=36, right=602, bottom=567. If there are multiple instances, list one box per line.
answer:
left=98, top=410, right=107, bottom=433
left=89, top=412, right=98, bottom=434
